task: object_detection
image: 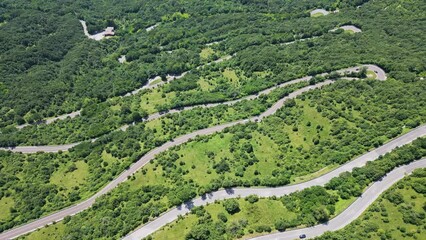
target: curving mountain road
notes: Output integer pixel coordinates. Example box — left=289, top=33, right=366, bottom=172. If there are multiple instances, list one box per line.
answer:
left=122, top=125, right=426, bottom=240
left=251, top=158, right=426, bottom=240
left=2, top=124, right=424, bottom=240
left=12, top=32, right=339, bottom=131
left=2, top=65, right=386, bottom=154
left=14, top=55, right=233, bottom=130
left=0, top=65, right=391, bottom=239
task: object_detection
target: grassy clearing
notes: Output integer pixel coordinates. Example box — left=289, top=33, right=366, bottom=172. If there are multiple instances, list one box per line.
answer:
left=333, top=195, right=356, bottom=216
left=311, top=12, right=324, bottom=17
left=149, top=78, right=163, bottom=86
left=50, top=161, right=89, bottom=193
left=151, top=214, right=198, bottom=240
left=128, top=129, right=281, bottom=188
left=139, top=89, right=175, bottom=114
left=200, top=47, right=215, bottom=59
left=364, top=186, right=426, bottom=239
left=102, top=151, right=119, bottom=165
left=22, top=222, right=65, bottom=240
left=0, top=197, right=14, bottom=221
left=151, top=198, right=297, bottom=240
left=178, top=134, right=233, bottom=185
left=110, top=104, right=121, bottom=111
left=292, top=164, right=338, bottom=183
left=223, top=69, right=240, bottom=86
left=253, top=71, right=271, bottom=78
left=197, top=77, right=214, bottom=91
left=283, top=99, right=331, bottom=149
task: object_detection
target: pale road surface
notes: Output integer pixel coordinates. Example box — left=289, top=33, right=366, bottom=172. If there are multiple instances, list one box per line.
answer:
left=310, top=9, right=330, bottom=16
left=339, top=25, right=362, bottom=33
left=146, top=23, right=160, bottom=32
left=122, top=126, right=426, bottom=240
left=16, top=110, right=82, bottom=129
left=2, top=126, right=425, bottom=240
left=330, top=25, right=362, bottom=33
left=13, top=32, right=363, bottom=131
left=79, top=20, right=113, bottom=41
left=4, top=65, right=386, bottom=153
left=13, top=33, right=329, bottom=131
left=0, top=65, right=393, bottom=239
left=251, top=159, right=426, bottom=240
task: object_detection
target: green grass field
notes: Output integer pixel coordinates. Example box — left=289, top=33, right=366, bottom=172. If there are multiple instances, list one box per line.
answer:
left=22, top=222, right=65, bottom=240
left=222, top=68, right=240, bottom=87
left=200, top=48, right=215, bottom=59
left=50, top=161, right=89, bottom=194
left=151, top=198, right=297, bottom=240
left=138, top=89, right=175, bottom=114
left=367, top=70, right=378, bottom=79
left=0, top=197, right=14, bottom=221
left=197, top=77, right=214, bottom=91
left=344, top=30, right=355, bottom=34
left=311, top=12, right=324, bottom=17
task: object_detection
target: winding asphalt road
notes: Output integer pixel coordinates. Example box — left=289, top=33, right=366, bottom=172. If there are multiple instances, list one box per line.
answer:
left=0, top=65, right=391, bottom=239
left=2, top=124, right=424, bottom=240
left=122, top=125, right=426, bottom=240
left=3, top=65, right=386, bottom=154
left=14, top=55, right=233, bottom=130
left=12, top=31, right=337, bottom=131
left=251, top=158, right=426, bottom=240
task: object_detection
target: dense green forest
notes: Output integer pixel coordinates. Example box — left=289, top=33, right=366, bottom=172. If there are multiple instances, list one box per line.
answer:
left=1, top=0, right=420, bottom=128
left=0, top=0, right=425, bottom=239
left=0, top=0, right=346, bottom=126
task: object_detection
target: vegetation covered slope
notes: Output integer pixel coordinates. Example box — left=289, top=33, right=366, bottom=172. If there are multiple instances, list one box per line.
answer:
left=23, top=138, right=426, bottom=240
left=0, top=0, right=424, bottom=239
left=0, top=0, right=351, bottom=126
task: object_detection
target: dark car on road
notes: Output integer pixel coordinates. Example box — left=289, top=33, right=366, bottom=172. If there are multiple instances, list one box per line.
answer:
left=299, top=234, right=307, bottom=239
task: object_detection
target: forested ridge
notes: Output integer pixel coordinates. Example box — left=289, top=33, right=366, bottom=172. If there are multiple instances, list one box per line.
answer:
left=0, top=0, right=399, bottom=127
left=0, top=0, right=425, bottom=239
